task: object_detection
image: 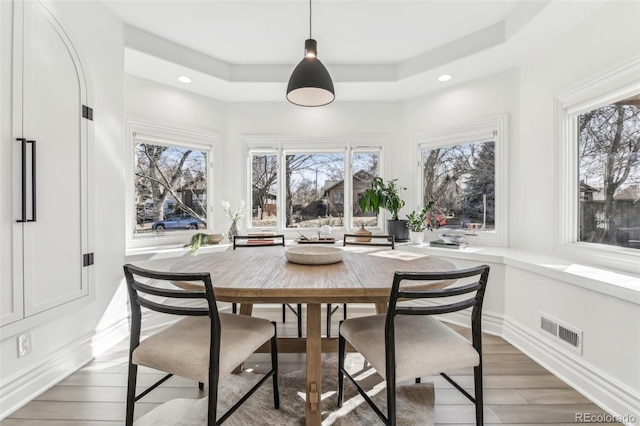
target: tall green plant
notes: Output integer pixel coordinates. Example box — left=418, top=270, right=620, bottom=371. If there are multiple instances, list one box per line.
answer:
left=359, top=177, right=406, bottom=220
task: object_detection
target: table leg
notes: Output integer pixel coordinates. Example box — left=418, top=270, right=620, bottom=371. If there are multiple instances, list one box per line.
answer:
left=374, top=302, right=388, bottom=314
left=238, top=303, right=253, bottom=316
left=306, top=303, right=321, bottom=426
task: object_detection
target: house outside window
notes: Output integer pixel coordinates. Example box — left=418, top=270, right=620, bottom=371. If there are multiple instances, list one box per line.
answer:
left=412, top=115, right=507, bottom=246
left=127, top=122, right=218, bottom=248
left=245, top=138, right=383, bottom=232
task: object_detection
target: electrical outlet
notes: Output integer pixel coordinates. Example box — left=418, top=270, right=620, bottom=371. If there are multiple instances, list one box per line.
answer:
left=18, top=332, right=32, bottom=357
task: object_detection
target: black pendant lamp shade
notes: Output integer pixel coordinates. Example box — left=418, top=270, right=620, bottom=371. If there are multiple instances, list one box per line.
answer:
left=286, top=3, right=335, bottom=106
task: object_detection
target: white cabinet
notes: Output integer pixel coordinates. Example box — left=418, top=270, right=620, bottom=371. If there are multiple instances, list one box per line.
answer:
left=1, top=0, right=93, bottom=327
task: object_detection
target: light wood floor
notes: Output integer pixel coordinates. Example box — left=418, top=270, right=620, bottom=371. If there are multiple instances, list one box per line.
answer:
left=3, top=305, right=620, bottom=425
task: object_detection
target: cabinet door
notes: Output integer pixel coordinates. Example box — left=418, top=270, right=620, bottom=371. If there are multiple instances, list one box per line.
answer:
left=15, top=0, right=90, bottom=317
left=1, top=0, right=24, bottom=326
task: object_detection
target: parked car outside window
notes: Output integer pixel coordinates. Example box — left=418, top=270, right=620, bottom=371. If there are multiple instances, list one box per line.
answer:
left=151, top=214, right=203, bottom=231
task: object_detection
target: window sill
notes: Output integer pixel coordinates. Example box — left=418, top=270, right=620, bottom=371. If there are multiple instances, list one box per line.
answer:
left=125, top=242, right=231, bottom=263
left=406, top=244, right=640, bottom=304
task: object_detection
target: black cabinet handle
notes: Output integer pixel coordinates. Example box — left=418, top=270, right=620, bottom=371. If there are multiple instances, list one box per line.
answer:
left=16, top=138, right=27, bottom=223
left=28, top=139, right=36, bottom=222
left=15, top=138, right=36, bottom=223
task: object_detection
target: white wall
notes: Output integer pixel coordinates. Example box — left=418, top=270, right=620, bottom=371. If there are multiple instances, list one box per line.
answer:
left=0, top=0, right=126, bottom=416
left=126, top=74, right=228, bottom=135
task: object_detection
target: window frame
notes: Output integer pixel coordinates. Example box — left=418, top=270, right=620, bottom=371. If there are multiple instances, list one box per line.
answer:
left=243, top=136, right=385, bottom=234
left=554, top=59, right=640, bottom=273
left=411, top=114, right=508, bottom=246
left=126, top=121, right=219, bottom=250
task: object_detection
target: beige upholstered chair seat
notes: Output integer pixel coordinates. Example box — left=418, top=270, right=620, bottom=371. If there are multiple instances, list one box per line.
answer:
left=133, top=313, right=274, bottom=383
left=340, top=314, right=479, bottom=383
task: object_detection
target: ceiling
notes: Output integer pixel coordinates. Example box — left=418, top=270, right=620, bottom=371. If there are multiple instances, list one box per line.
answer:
left=101, top=0, right=609, bottom=103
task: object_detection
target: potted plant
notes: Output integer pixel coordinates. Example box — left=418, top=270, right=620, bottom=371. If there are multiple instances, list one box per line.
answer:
left=185, top=232, right=225, bottom=255
left=359, top=177, right=410, bottom=242
left=406, top=202, right=435, bottom=245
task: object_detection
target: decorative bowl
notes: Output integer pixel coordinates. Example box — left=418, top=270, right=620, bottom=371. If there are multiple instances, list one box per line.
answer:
left=285, top=245, right=343, bottom=265
left=208, top=234, right=225, bottom=244
left=439, top=234, right=465, bottom=244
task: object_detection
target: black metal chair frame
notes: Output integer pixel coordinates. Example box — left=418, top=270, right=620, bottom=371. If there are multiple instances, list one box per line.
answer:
left=326, top=234, right=396, bottom=338
left=338, top=264, right=490, bottom=426
left=342, top=233, right=396, bottom=249
left=232, top=234, right=285, bottom=249
left=232, top=235, right=302, bottom=338
left=123, top=264, right=280, bottom=426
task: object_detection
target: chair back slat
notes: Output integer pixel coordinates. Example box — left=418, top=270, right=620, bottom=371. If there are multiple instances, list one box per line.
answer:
left=395, top=297, right=477, bottom=316
left=343, top=234, right=395, bottom=249
left=135, top=297, right=209, bottom=316
left=130, top=280, right=207, bottom=299
left=397, top=281, right=482, bottom=300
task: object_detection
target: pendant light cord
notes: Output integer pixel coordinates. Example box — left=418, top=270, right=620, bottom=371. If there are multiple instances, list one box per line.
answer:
left=309, top=0, right=312, bottom=39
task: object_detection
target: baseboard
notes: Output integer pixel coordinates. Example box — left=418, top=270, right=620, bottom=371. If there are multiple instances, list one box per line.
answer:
left=0, top=318, right=129, bottom=420
left=503, top=317, right=640, bottom=426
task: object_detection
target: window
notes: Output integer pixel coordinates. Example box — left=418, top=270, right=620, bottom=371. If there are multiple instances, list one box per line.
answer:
left=127, top=122, right=218, bottom=247
left=134, top=144, right=207, bottom=233
left=578, top=99, right=640, bottom=249
left=286, top=152, right=345, bottom=228
left=245, top=138, right=383, bottom=232
left=555, top=59, right=639, bottom=273
left=352, top=152, right=379, bottom=227
left=412, top=115, right=507, bottom=245
left=250, top=153, right=278, bottom=228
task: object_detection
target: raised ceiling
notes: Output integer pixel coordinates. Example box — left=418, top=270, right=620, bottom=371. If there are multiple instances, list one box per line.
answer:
left=101, top=0, right=610, bottom=102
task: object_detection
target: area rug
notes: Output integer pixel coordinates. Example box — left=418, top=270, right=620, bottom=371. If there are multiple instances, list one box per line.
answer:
left=135, top=362, right=434, bottom=425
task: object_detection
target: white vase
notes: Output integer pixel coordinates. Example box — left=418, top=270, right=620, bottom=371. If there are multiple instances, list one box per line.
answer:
left=409, top=230, right=424, bottom=245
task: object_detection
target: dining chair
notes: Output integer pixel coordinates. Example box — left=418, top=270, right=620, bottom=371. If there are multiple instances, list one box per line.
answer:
left=342, top=233, right=396, bottom=249
left=326, top=234, right=396, bottom=337
left=232, top=235, right=302, bottom=338
left=123, top=264, right=280, bottom=426
left=338, top=264, right=490, bottom=426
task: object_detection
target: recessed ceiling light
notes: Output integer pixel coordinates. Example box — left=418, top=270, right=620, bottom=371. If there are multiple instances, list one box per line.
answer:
left=177, top=76, right=192, bottom=84
left=437, top=74, right=453, bottom=82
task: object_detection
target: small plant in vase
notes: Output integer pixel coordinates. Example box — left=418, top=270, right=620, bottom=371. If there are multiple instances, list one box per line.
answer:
left=185, top=233, right=210, bottom=255
left=221, top=200, right=246, bottom=242
left=406, top=201, right=435, bottom=244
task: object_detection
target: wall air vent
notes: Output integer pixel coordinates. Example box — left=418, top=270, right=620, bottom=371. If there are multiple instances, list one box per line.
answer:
left=539, top=313, right=583, bottom=354
left=540, top=316, right=558, bottom=336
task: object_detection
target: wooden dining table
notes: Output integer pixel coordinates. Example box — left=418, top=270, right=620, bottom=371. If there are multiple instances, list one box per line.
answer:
left=166, top=244, right=455, bottom=426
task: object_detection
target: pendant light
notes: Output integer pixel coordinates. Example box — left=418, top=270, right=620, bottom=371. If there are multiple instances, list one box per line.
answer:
left=286, top=0, right=335, bottom=107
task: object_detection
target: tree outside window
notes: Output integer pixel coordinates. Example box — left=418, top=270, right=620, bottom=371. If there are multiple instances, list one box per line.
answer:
left=285, top=153, right=345, bottom=228
left=421, top=140, right=495, bottom=231
left=578, top=95, right=640, bottom=249
left=251, top=154, right=278, bottom=228
left=134, top=143, right=208, bottom=234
